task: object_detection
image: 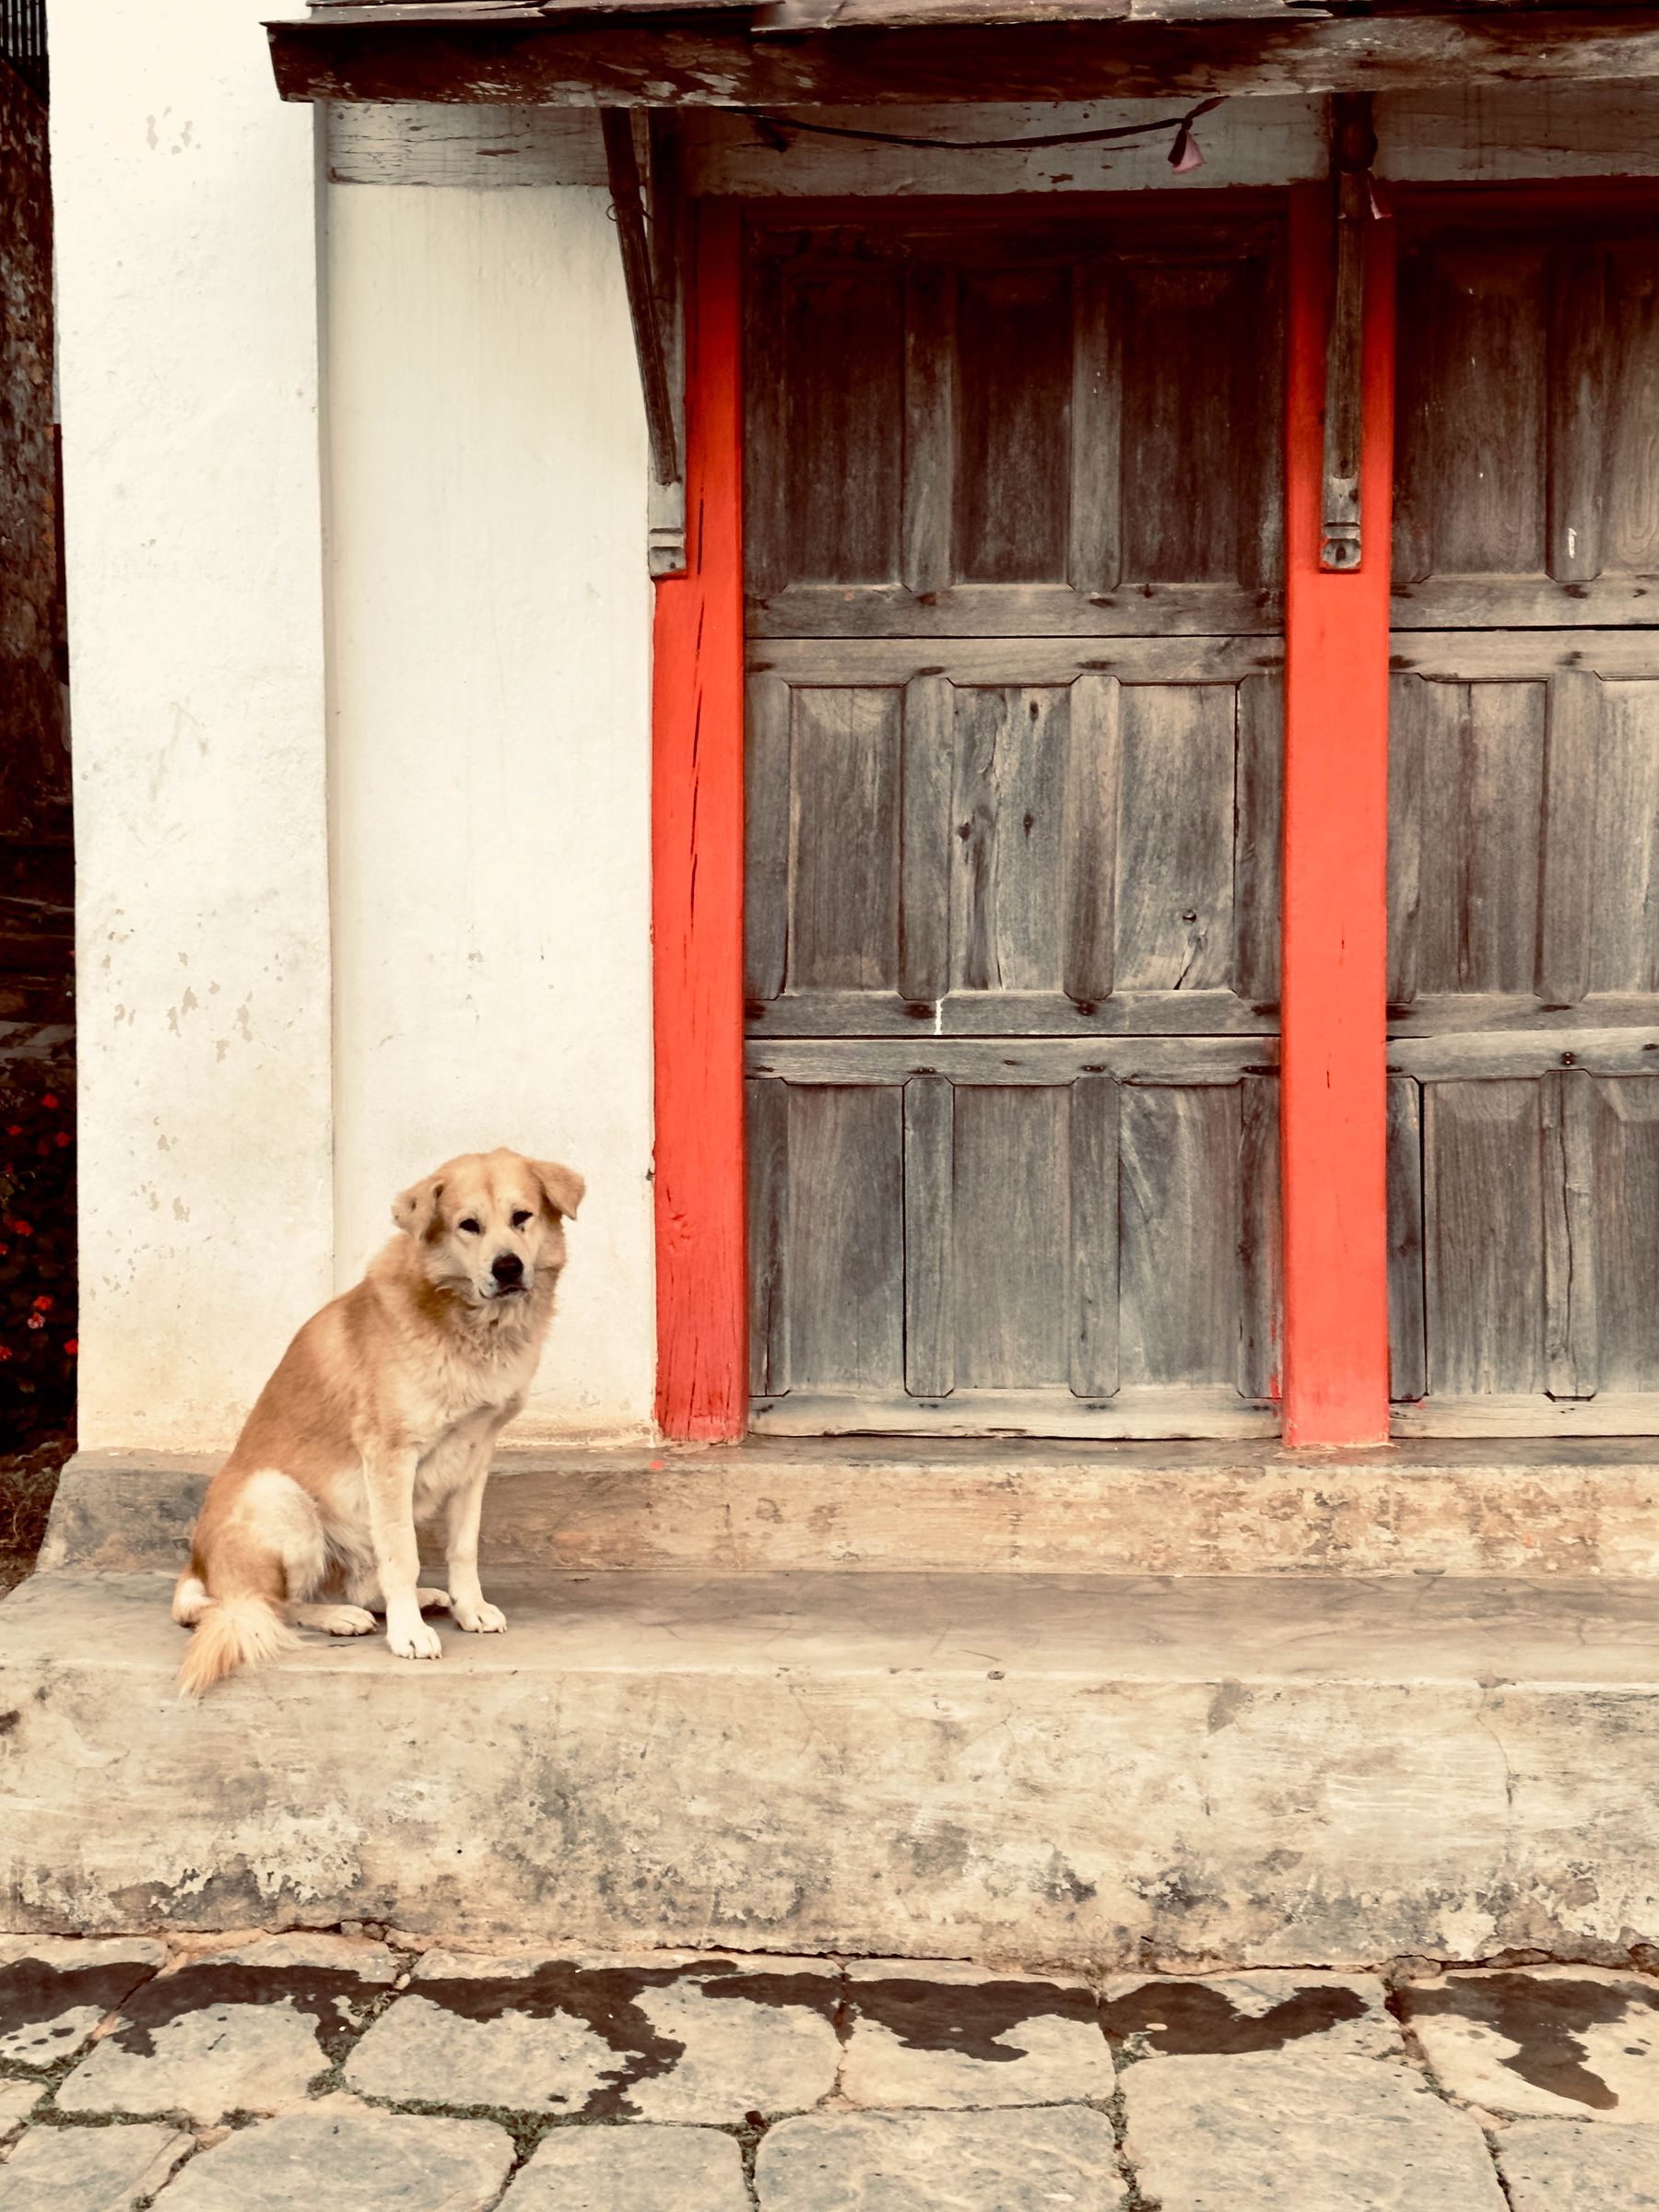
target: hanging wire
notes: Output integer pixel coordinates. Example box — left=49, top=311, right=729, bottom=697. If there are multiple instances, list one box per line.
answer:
left=742, top=96, right=1221, bottom=165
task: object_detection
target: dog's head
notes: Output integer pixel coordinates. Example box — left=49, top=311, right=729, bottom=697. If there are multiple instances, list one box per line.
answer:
left=392, top=1148, right=584, bottom=1308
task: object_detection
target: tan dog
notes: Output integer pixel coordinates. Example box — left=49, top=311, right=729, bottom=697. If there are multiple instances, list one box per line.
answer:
left=173, top=1147, right=583, bottom=1697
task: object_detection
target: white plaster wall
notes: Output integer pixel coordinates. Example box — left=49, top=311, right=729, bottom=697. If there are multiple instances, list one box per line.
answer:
left=52, top=1, right=333, bottom=1448
left=324, top=181, right=656, bottom=1440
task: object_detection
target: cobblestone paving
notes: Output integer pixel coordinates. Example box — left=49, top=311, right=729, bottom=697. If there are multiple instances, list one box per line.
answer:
left=2, top=1935, right=1658, bottom=2206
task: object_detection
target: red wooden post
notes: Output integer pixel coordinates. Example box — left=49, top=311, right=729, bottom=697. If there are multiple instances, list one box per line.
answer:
left=653, top=201, right=748, bottom=1441
left=1281, top=182, right=1395, bottom=1447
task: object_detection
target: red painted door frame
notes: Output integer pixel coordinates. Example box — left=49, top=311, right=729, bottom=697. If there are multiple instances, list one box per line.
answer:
left=1281, top=184, right=1395, bottom=1447
left=653, top=187, right=1399, bottom=1447
left=653, top=201, right=748, bottom=1441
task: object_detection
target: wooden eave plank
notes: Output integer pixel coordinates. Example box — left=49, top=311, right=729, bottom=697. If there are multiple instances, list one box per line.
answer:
left=267, top=13, right=1659, bottom=104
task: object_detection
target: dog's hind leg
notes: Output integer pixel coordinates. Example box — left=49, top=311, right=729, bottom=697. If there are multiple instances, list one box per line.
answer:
left=288, top=1603, right=377, bottom=1636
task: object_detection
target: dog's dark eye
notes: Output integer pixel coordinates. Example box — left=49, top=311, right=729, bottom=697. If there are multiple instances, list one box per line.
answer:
left=511, top=1210, right=532, bottom=1230
left=458, top=1218, right=482, bottom=1236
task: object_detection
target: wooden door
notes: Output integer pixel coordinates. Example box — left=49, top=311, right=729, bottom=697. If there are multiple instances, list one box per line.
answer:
left=1389, top=202, right=1659, bottom=1436
left=742, top=206, right=1285, bottom=1436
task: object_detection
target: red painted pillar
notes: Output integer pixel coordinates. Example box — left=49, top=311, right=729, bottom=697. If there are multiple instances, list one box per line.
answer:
left=1281, top=184, right=1395, bottom=1447
left=653, top=202, right=748, bottom=1441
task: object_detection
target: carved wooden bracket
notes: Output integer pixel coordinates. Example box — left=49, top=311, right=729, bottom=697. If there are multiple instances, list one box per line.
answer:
left=1319, top=91, right=1376, bottom=573
left=601, top=109, right=688, bottom=578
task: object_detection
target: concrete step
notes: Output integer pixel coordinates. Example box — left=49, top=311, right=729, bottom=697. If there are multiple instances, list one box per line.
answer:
left=4, top=1567, right=1658, bottom=1965
left=42, top=1434, right=1659, bottom=1579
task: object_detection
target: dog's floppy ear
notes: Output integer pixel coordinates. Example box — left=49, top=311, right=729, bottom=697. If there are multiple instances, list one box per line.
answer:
left=531, top=1159, right=584, bottom=1221
left=393, top=1175, right=445, bottom=1238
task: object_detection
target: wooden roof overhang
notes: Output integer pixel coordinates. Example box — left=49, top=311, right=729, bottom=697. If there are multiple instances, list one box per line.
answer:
left=265, top=0, right=1659, bottom=572
left=269, top=0, right=1659, bottom=107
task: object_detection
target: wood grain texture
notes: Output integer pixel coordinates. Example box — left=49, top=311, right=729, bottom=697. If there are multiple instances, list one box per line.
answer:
left=1386, top=1075, right=1428, bottom=1405
left=1547, top=246, right=1607, bottom=583
left=744, top=670, right=792, bottom=1003
left=1386, top=672, right=1427, bottom=1013
left=952, top=1085, right=1070, bottom=1388
left=1233, top=671, right=1282, bottom=1009
left=902, top=264, right=957, bottom=599
left=1119, top=1083, right=1241, bottom=1389
left=1541, top=1065, right=1599, bottom=1399
left=899, top=673, right=954, bottom=1005
left=1536, top=667, right=1599, bottom=1007
left=949, top=685, right=1071, bottom=993
left=1238, top=1071, right=1281, bottom=1403
left=1063, top=672, right=1119, bottom=1007
left=271, top=16, right=1659, bottom=113
left=1068, top=265, right=1121, bottom=595
left=1591, top=1076, right=1659, bottom=1394
left=903, top=1074, right=956, bottom=1398
left=745, top=214, right=1282, bottom=633
left=748, top=1038, right=1274, bottom=1087
left=787, top=686, right=901, bottom=992
left=1591, top=678, right=1659, bottom=994
left=1394, top=217, right=1659, bottom=613
left=1069, top=1072, right=1121, bottom=1399
left=1424, top=1079, right=1545, bottom=1398
left=1113, top=682, right=1236, bottom=994
left=747, top=1076, right=791, bottom=1396
left=749, top=1386, right=1274, bottom=1439
left=785, top=1082, right=905, bottom=1393
left=747, top=986, right=1275, bottom=1037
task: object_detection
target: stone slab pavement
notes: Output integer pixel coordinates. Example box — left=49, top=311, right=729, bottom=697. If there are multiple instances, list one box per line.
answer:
left=3, top=1935, right=1659, bottom=2206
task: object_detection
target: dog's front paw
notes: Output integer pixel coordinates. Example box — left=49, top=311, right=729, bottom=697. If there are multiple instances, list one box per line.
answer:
left=453, top=1599, right=507, bottom=1635
left=387, top=1618, right=444, bottom=1661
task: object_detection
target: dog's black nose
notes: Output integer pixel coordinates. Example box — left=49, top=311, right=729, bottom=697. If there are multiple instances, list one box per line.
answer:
left=492, top=1252, right=524, bottom=1286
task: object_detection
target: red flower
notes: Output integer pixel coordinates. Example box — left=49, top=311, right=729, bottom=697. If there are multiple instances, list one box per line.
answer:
left=33, top=1296, right=53, bottom=1312
left=42, top=1093, right=58, bottom=1109
left=0, top=1347, right=12, bottom=1362
left=54, top=1133, right=69, bottom=1148
left=11, top=1222, right=31, bottom=1237
left=65, top=1339, right=78, bottom=1356
left=5, top=1124, right=19, bottom=1136
left=26, top=1315, right=43, bottom=1332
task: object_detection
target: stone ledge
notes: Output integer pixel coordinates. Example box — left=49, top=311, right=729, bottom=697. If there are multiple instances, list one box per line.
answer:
left=3, top=1569, right=1658, bottom=1962
left=40, top=1434, right=1659, bottom=1579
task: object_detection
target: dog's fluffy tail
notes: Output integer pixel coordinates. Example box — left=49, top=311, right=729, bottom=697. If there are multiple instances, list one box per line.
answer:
left=175, top=1571, right=294, bottom=1700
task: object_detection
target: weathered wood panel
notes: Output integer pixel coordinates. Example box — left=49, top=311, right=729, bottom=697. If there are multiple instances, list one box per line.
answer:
left=1388, top=661, right=1659, bottom=1030
left=1592, top=1077, right=1659, bottom=1395
left=1119, top=1084, right=1241, bottom=1389
left=902, top=1074, right=955, bottom=1398
left=780, top=1083, right=905, bottom=1394
left=1423, top=1079, right=1546, bottom=1399
left=1393, top=221, right=1659, bottom=624
left=1069, top=1072, right=1121, bottom=1399
left=1591, top=680, right=1659, bottom=994
left=747, top=665, right=1277, bottom=1035
left=746, top=215, right=1282, bottom=635
left=787, top=687, right=901, bottom=992
left=952, top=1085, right=1071, bottom=1388
left=1386, top=1076, right=1427, bottom=1404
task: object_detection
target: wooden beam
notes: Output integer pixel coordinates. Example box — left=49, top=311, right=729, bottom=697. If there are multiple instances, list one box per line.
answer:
left=600, top=110, right=681, bottom=493
left=1281, top=182, right=1394, bottom=1448
left=653, top=202, right=748, bottom=1442
left=267, top=14, right=1659, bottom=109
left=1320, top=92, right=1375, bottom=571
